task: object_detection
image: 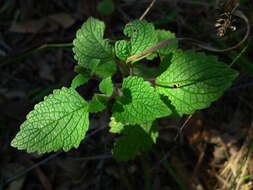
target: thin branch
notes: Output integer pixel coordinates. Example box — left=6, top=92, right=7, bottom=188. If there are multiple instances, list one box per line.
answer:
left=174, top=115, right=193, bottom=141
left=0, top=42, right=73, bottom=68
left=66, top=154, right=112, bottom=161
left=1, top=126, right=107, bottom=187
left=139, top=0, right=156, bottom=20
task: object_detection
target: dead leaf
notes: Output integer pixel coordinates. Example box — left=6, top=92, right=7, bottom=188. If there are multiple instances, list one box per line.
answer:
left=27, top=160, right=52, bottom=190
left=9, top=19, right=47, bottom=33
left=9, top=13, right=75, bottom=34
left=49, top=13, right=75, bottom=29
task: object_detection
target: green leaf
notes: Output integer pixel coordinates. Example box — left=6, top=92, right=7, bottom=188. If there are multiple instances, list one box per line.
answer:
left=109, top=117, right=124, bottom=133
left=94, top=60, right=117, bottom=78
left=156, top=29, right=178, bottom=56
left=74, top=65, right=91, bottom=76
left=109, top=119, right=158, bottom=161
left=132, top=54, right=173, bottom=80
left=149, top=123, right=159, bottom=143
left=133, top=64, right=160, bottom=79
left=11, top=87, right=89, bottom=154
left=112, top=76, right=171, bottom=125
left=73, top=17, right=114, bottom=68
left=112, top=125, right=155, bottom=161
left=156, top=50, right=238, bottom=114
left=97, top=0, right=115, bottom=16
left=88, top=94, right=108, bottom=113
left=71, top=74, right=89, bottom=89
left=99, top=77, right=113, bottom=96
left=75, top=58, right=116, bottom=79
left=115, top=20, right=157, bottom=62
left=109, top=117, right=156, bottom=137
left=115, top=40, right=130, bottom=61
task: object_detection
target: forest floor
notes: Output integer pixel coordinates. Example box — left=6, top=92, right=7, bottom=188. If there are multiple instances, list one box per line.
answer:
left=0, top=0, right=253, bottom=189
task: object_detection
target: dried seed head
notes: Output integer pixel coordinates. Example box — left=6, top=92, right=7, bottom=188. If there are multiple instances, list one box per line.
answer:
left=214, top=0, right=239, bottom=37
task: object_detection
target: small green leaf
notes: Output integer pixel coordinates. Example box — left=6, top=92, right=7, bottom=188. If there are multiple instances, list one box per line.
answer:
left=74, top=65, right=91, bottom=76
left=109, top=118, right=157, bottom=140
left=115, top=40, right=130, bottom=61
left=99, top=77, right=113, bottom=96
left=71, top=74, right=89, bottom=89
left=149, top=123, right=159, bottom=143
left=113, top=76, right=171, bottom=125
left=156, top=29, right=178, bottom=56
left=112, top=125, right=155, bottom=161
left=156, top=50, right=238, bottom=114
left=94, top=60, right=117, bottom=78
left=73, top=17, right=114, bottom=68
left=11, top=87, right=89, bottom=154
left=109, top=117, right=124, bottom=133
left=88, top=94, right=108, bottom=113
left=97, top=0, right=115, bottom=16
left=115, top=20, right=157, bottom=62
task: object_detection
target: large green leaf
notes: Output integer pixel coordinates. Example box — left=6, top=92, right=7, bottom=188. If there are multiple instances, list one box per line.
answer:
left=73, top=17, right=114, bottom=69
left=156, top=50, right=238, bottom=114
left=112, top=76, right=171, bottom=125
left=115, top=20, right=157, bottom=62
left=11, top=87, right=89, bottom=154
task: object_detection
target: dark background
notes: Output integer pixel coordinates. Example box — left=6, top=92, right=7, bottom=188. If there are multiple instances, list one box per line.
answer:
left=0, top=0, right=253, bottom=189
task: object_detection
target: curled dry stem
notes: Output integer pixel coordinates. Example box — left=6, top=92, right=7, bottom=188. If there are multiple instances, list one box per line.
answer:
left=126, top=10, right=250, bottom=63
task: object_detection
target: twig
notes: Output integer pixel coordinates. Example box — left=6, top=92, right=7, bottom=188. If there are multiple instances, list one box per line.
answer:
left=229, top=43, right=249, bottom=67
left=150, top=115, right=193, bottom=172
left=229, top=81, right=253, bottom=91
left=2, top=152, right=62, bottom=187
left=66, top=154, right=112, bottom=161
left=1, top=126, right=107, bottom=187
left=174, top=115, right=193, bottom=141
left=116, top=6, right=132, bottom=22
left=139, top=0, right=156, bottom=20
left=190, top=144, right=206, bottom=183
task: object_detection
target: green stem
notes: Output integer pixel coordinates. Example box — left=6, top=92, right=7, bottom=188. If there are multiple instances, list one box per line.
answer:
left=0, top=42, right=73, bottom=67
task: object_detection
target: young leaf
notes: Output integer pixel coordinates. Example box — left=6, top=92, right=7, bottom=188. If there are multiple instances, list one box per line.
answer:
left=73, top=17, right=114, bottom=68
left=115, top=20, right=157, bottom=62
left=99, top=77, right=113, bottom=97
left=156, top=50, right=238, bottom=114
left=88, top=94, right=108, bottom=113
left=115, top=40, right=130, bottom=61
left=11, top=87, right=89, bottom=154
left=112, top=125, right=155, bottom=161
left=109, top=117, right=124, bottom=133
left=71, top=74, right=89, bottom=89
left=109, top=117, right=155, bottom=135
left=112, top=76, right=171, bottom=125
